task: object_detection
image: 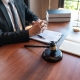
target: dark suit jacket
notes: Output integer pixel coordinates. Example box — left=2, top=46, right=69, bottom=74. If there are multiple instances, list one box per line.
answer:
left=0, top=0, right=39, bottom=46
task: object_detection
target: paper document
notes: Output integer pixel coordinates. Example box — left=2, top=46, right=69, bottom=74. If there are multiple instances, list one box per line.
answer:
left=65, top=34, right=80, bottom=44
left=59, top=34, right=80, bottom=56
left=30, top=30, right=63, bottom=44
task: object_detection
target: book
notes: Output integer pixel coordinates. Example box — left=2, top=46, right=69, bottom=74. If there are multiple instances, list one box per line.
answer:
left=30, top=30, right=63, bottom=44
left=46, top=9, right=71, bottom=22
left=46, top=9, right=71, bottom=18
left=59, top=34, right=80, bottom=56
left=47, top=17, right=71, bottom=22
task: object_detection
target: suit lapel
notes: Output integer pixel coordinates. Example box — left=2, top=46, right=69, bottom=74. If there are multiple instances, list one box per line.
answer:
left=0, top=0, right=13, bottom=31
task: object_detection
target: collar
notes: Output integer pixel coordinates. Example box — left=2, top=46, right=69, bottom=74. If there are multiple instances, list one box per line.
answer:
left=2, top=0, right=10, bottom=3
left=2, top=0, right=14, bottom=3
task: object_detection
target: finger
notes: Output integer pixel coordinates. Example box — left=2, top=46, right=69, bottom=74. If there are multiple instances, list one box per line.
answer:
left=41, top=20, right=48, bottom=26
left=35, top=21, right=43, bottom=28
left=41, top=20, right=47, bottom=25
left=32, top=21, right=36, bottom=24
left=40, top=26, right=47, bottom=33
left=32, top=20, right=41, bottom=25
left=35, top=19, right=42, bottom=24
left=42, top=26, right=47, bottom=30
left=43, top=20, right=47, bottom=24
left=37, top=20, right=47, bottom=25
left=41, top=24, right=47, bottom=27
left=33, top=20, right=47, bottom=29
left=38, top=20, right=45, bottom=27
left=32, top=21, right=40, bottom=27
left=37, top=19, right=42, bottom=23
left=40, top=27, right=47, bottom=33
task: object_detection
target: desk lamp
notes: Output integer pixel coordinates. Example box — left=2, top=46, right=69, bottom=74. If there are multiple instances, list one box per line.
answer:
left=24, top=41, right=63, bottom=63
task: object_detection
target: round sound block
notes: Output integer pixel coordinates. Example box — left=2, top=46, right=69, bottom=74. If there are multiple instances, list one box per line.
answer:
left=42, top=48, right=63, bottom=62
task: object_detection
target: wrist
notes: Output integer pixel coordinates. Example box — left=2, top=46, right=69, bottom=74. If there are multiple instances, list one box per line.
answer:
left=29, top=28, right=35, bottom=37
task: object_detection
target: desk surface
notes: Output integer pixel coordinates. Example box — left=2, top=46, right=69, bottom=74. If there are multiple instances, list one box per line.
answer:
left=0, top=22, right=80, bottom=80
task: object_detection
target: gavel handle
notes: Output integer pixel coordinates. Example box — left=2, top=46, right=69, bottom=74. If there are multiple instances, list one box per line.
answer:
left=24, top=45, right=50, bottom=48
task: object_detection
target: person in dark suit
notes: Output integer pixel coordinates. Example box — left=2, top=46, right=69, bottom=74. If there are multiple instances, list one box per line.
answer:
left=0, top=0, right=47, bottom=46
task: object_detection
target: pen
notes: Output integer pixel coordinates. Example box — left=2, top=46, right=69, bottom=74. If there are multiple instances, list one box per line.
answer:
left=37, top=35, right=45, bottom=39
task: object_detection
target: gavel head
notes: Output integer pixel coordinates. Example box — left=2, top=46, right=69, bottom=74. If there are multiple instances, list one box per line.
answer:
left=49, top=41, right=57, bottom=53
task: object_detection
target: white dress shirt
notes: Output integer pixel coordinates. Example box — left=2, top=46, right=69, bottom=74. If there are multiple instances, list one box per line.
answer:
left=2, top=0, right=22, bottom=31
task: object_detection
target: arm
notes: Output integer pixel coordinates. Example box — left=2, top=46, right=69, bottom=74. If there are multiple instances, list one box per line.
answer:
left=0, top=1, right=47, bottom=46
left=24, top=3, right=39, bottom=24
left=0, top=30, right=29, bottom=46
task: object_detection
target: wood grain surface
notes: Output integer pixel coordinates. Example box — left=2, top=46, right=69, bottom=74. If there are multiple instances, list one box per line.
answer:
left=0, top=22, right=80, bottom=80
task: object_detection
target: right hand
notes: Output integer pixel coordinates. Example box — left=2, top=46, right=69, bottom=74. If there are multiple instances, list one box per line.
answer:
left=29, top=20, right=47, bottom=37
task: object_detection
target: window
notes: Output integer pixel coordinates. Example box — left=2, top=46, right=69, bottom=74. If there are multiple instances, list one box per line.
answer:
left=64, top=0, right=80, bottom=10
left=58, top=0, right=80, bottom=21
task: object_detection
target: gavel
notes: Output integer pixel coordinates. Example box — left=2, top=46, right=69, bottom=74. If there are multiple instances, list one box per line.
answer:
left=24, top=41, right=63, bottom=63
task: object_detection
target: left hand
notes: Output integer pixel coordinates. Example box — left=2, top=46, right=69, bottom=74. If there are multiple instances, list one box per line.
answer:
left=32, top=19, right=47, bottom=32
left=29, top=19, right=47, bottom=37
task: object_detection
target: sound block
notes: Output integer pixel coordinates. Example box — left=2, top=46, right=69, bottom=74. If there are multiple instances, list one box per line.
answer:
left=42, top=48, right=63, bottom=62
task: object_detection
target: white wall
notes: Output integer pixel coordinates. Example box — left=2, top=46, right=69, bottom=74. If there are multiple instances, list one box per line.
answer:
left=42, top=0, right=59, bottom=19
left=29, top=0, right=58, bottom=19
left=29, top=0, right=42, bottom=18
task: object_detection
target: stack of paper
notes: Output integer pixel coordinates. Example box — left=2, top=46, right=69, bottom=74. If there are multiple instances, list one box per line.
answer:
left=30, top=30, right=63, bottom=44
left=59, top=34, right=80, bottom=56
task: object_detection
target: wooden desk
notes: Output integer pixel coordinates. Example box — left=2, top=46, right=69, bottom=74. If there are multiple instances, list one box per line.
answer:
left=0, top=22, right=80, bottom=80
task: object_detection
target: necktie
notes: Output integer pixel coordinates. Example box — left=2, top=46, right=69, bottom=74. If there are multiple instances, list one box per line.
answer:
left=8, top=1, right=20, bottom=31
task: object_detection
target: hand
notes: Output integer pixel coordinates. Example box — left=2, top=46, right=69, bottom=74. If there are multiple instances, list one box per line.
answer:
left=25, top=25, right=32, bottom=30
left=29, top=19, right=47, bottom=37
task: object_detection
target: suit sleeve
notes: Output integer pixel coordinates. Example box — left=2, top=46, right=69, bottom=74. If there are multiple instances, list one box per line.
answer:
left=0, top=30, right=29, bottom=46
left=24, top=3, right=39, bottom=24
